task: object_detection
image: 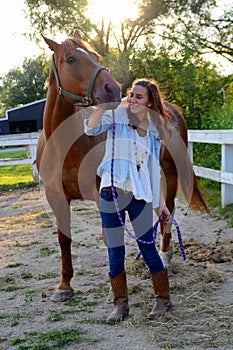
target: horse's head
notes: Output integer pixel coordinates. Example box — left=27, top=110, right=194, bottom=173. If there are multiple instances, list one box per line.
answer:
left=42, top=31, right=121, bottom=108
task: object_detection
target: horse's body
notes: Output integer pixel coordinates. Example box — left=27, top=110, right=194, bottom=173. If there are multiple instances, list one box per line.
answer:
left=36, top=32, right=208, bottom=301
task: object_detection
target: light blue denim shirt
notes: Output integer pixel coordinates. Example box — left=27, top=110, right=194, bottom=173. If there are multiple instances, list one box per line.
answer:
left=84, top=105, right=161, bottom=208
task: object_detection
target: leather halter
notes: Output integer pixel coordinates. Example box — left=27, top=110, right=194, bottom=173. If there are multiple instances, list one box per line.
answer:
left=51, top=54, right=105, bottom=107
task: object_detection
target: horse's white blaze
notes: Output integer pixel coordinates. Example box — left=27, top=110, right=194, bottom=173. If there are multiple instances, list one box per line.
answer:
left=76, top=48, right=88, bottom=55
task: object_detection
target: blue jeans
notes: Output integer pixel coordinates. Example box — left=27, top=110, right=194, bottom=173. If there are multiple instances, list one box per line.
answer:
left=100, top=188, right=164, bottom=277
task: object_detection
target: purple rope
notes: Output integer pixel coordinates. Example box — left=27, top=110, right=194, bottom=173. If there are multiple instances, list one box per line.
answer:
left=110, top=110, right=186, bottom=261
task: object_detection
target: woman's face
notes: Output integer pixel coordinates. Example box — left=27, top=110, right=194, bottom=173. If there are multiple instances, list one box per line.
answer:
left=128, top=85, right=151, bottom=118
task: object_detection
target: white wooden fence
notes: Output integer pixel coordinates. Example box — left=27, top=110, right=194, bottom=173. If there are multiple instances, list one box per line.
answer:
left=0, top=130, right=233, bottom=207
left=0, top=132, right=40, bottom=184
left=188, top=130, right=233, bottom=207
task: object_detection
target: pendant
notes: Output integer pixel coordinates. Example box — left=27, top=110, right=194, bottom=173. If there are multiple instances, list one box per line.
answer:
left=136, top=163, right=141, bottom=178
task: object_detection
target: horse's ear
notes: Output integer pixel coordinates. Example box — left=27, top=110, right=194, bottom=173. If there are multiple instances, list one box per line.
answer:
left=74, top=31, right=81, bottom=40
left=41, top=34, right=59, bottom=52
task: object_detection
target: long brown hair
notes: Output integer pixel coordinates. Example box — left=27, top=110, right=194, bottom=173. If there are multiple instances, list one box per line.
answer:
left=127, top=78, right=171, bottom=138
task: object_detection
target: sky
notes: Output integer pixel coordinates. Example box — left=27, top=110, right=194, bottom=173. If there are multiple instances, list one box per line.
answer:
left=0, top=0, right=138, bottom=76
left=0, top=0, right=41, bottom=76
left=0, top=0, right=233, bottom=77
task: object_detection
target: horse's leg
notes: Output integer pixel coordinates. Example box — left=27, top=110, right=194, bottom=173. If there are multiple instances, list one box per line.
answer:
left=160, top=165, right=177, bottom=275
left=160, top=221, right=174, bottom=276
left=45, top=186, right=74, bottom=301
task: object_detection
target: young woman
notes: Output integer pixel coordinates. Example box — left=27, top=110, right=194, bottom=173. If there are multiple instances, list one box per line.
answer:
left=84, top=78, right=172, bottom=324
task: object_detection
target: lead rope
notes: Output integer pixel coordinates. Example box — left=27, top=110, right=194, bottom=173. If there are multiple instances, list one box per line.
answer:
left=110, top=110, right=186, bottom=261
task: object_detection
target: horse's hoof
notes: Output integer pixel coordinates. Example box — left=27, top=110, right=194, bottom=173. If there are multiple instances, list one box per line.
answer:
left=51, top=289, right=74, bottom=302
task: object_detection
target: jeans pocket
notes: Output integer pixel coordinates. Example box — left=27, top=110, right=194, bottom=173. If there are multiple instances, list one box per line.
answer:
left=100, top=188, right=117, bottom=201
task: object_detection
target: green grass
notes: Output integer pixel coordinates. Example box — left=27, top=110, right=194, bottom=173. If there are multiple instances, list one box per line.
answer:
left=6, top=262, right=24, bottom=268
left=0, top=148, right=37, bottom=189
left=9, top=327, right=103, bottom=349
left=39, top=247, right=56, bottom=257
left=0, top=150, right=28, bottom=160
left=199, top=179, right=233, bottom=227
left=37, top=272, right=58, bottom=280
left=199, top=179, right=221, bottom=208
left=0, top=164, right=35, bottom=190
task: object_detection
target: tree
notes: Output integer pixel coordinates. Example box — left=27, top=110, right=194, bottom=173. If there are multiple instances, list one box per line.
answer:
left=159, top=0, right=233, bottom=63
left=25, top=0, right=233, bottom=64
left=129, top=41, right=230, bottom=128
left=0, top=55, right=49, bottom=113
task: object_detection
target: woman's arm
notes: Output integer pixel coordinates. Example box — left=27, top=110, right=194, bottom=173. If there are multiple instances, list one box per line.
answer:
left=84, top=106, right=113, bottom=136
left=86, top=105, right=105, bottom=128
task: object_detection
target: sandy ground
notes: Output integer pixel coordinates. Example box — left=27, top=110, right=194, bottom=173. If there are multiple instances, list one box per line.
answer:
left=0, top=186, right=232, bottom=350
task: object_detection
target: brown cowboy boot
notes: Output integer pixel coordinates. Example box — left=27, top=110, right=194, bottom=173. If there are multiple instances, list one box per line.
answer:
left=147, top=268, right=172, bottom=320
left=106, top=271, right=129, bottom=324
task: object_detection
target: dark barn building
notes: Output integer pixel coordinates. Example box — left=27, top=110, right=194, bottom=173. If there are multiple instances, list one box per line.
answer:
left=0, top=99, right=45, bottom=135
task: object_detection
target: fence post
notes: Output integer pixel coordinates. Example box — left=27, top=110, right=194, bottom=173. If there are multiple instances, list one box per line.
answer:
left=221, top=144, right=233, bottom=207
left=29, top=144, right=39, bottom=184
left=188, top=142, right=193, bottom=163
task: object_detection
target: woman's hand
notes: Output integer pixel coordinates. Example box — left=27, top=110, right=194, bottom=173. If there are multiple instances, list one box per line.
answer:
left=154, top=205, right=171, bottom=224
left=160, top=205, right=171, bottom=223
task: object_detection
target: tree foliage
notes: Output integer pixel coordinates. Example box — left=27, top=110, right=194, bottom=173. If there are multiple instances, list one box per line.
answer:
left=25, top=0, right=233, bottom=64
left=0, top=55, right=49, bottom=114
left=1, top=0, right=232, bottom=128
left=129, top=41, right=231, bottom=129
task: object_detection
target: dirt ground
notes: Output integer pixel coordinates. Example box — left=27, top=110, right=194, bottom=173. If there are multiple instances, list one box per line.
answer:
left=0, top=186, right=232, bottom=350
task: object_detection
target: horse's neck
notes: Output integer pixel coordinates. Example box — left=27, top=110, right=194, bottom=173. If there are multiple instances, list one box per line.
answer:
left=43, top=88, right=74, bottom=140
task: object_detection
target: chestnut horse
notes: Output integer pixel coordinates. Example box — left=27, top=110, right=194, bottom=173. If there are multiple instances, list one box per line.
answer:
left=36, top=32, right=208, bottom=301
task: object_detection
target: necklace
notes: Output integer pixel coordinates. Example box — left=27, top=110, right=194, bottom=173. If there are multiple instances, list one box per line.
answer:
left=133, top=129, right=149, bottom=178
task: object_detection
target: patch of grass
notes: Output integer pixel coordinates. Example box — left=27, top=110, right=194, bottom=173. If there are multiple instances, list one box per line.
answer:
left=39, top=247, right=56, bottom=257
left=13, top=241, right=34, bottom=247
left=11, top=313, right=21, bottom=327
left=6, top=262, right=23, bottom=268
left=24, top=289, right=40, bottom=302
left=199, top=180, right=233, bottom=227
left=47, top=310, right=63, bottom=322
left=0, top=275, right=15, bottom=283
left=198, top=179, right=221, bottom=208
left=0, top=161, right=36, bottom=191
left=41, top=222, right=53, bottom=228
left=1, top=285, right=28, bottom=292
left=37, top=272, right=58, bottom=280
left=0, top=149, right=28, bottom=160
left=6, top=252, right=16, bottom=257
left=219, top=203, right=233, bottom=227
left=76, top=269, right=93, bottom=276
left=21, top=272, right=33, bottom=279
left=9, top=327, right=103, bottom=349
left=64, top=295, right=86, bottom=307
left=81, top=300, right=97, bottom=312
left=63, top=295, right=97, bottom=312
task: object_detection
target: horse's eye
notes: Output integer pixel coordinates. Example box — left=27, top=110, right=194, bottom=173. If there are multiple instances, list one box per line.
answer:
left=67, top=56, right=76, bottom=64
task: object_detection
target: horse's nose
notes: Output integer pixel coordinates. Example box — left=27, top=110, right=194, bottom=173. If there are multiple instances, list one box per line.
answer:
left=94, top=77, right=121, bottom=108
left=104, top=82, right=120, bottom=99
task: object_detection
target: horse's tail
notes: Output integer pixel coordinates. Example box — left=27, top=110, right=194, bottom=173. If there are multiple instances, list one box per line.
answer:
left=178, top=154, right=210, bottom=214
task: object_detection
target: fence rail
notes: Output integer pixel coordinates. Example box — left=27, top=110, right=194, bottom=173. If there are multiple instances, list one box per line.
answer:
left=0, top=132, right=40, bottom=183
left=188, top=130, right=233, bottom=207
left=0, top=130, right=233, bottom=207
